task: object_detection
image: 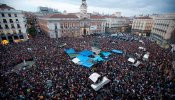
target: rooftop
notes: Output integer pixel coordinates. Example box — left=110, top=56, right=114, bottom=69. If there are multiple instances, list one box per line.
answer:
left=135, top=17, right=152, bottom=19
left=90, top=15, right=105, bottom=19
left=0, top=4, right=14, bottom=10
left=45, top=14, right=79, bottom=18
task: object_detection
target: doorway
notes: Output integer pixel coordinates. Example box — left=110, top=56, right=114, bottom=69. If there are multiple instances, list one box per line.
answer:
left=83, top=28, right=86, bottom=35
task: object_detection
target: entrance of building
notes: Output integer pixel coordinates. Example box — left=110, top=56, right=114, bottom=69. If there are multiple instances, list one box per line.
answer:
left=81, top=28, right=89, bottom=36
left=83, top=28, right=87, bottom=35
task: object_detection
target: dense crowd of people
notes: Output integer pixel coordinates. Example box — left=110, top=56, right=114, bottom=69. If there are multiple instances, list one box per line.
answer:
left=0, top=33, right=175, bottom=99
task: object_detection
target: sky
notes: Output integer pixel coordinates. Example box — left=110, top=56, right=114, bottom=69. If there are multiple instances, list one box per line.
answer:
left=1, top=0, right=175, bottom=17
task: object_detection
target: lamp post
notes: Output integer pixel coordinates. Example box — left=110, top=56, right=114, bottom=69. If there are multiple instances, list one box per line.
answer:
left=27, top=48, right=35, bottom=61
left=55, top=24, right=59, bottom=49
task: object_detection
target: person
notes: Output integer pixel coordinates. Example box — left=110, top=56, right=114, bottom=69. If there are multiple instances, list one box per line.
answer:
left=0, top=33, right=174, bottom=99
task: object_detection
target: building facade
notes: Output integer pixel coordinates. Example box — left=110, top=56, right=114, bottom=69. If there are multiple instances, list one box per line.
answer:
left=38, top=0, right=106, bottom=38
left=105, top=16, right=130, bottom=33
left=132, top=17, right=153, bottom=36
left=112, top=12, right=121, bottom=17
left=0, top=4, right=28, bottom=44
left=39, top=7, right=60, bottom=14
left=150, top=13, right=175, bottom=47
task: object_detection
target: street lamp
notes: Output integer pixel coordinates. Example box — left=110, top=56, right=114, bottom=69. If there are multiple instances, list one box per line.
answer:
left=27, top=48, right=35, bottom=61
left=55, top=24, right=59, bottom=49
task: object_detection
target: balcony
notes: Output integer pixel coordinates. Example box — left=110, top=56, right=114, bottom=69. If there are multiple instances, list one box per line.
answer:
left=10, top=21, right=13, bottom=23
left=3, top=21, right=7, bottom=23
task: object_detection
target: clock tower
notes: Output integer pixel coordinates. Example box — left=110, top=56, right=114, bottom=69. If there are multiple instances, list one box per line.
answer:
left=80, top=0, right=88, bottom=19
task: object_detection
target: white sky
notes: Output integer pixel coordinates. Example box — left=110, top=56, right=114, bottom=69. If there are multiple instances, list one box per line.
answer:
left=1, top=0, right=175, bottom=17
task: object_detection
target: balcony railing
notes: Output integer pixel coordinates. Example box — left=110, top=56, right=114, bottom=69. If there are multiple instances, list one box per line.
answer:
left=10, top=21, right=13, bottom=23
left=3, top=21, right=7, bottom=23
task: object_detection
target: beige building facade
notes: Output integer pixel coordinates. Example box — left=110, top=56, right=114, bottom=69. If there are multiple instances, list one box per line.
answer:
left=150, top=13, right=175, bottom=46
left=132, top=17, right=153, bottom=36
left=105, top=16, right=130, bottom=33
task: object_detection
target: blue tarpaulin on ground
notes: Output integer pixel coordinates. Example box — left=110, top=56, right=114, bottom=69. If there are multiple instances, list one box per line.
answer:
left=77, top=55, right=90, bottom=62
left=101, top=51, right=112, bottom=57
left=93, top=55, right=104, bottom=61
left=76, top=55, right=94, bottom=68
left=80, top=61, right=94, bottom=68
left=64, top=48, right=76, bottom=54
left=112, top=50, right=123, bottom=54
left=64, top=48, right=109, bottom=68
left=80, top=50, right=94, bottom=56
left=69, top=53, right=79, bottom=58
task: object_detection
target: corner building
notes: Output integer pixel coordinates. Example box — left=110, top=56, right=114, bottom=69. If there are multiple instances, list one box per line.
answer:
left=0, top=4, right=28, bottom=44
left=150, top=13, right=175, bottom=47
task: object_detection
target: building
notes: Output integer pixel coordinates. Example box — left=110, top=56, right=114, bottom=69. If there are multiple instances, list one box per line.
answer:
left=112, top=12, right=121, bottom=17
left=105, top=16, right=130, bottom=33
left=38, top=0, right=106, bottom=38
left=38, top=6, right=60, bottom=15
left=132, top=17, right=153, bottom=36
left=34, top=6, right=61, bottom=18
left=150, top=13, right=175, bottom=47
left=0, top=4, right=28, bottom=44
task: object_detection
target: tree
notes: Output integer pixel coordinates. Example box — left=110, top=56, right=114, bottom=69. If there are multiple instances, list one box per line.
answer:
left=170, top=29, right=175, bottom=44
left=27, top=27, right=37, bottom=38
left=125, top=26, right=131, bottom=33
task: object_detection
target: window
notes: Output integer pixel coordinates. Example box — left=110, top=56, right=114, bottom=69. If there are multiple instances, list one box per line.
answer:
left=5, top=25, right=9, bottom=29
left=19, top=34, right=24, bottom=39
left=8, top=14, right=11, bottom=17
left=0, top=25, right=3, bottom=29
left=55, top=23, right=57, bottom=29
left=9, top=19, right=13, bottom=23
left=14, top=35, right=19, bottom=39
left=13, top=30, right=17, bottom=34
left=17, top=24, right=21, bottom=28
left=11, top=24, right=15, bottom=29
left=1, top=13, right=5, bottom=17
left=3, top=19, right=7, bottom=23
left=14, top=14, right=17, bottom=17
left=61, top=25, right=63, bottom=29
left=1, top=35, right=7, bottom=40
left=16, top=19, right=19, bottom=23
left=19, top=30, right=22, bottom=33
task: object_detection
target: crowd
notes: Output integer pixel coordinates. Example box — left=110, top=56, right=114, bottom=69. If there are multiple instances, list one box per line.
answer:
left=0, top=33, right=175, bottom=99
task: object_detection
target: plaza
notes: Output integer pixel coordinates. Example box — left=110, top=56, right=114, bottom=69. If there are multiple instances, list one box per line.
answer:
left=0, top=0, right=175, bottom=99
